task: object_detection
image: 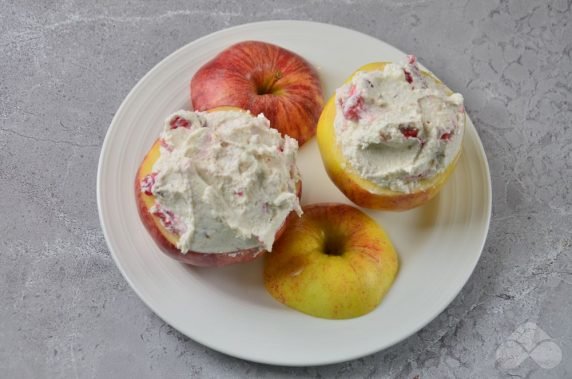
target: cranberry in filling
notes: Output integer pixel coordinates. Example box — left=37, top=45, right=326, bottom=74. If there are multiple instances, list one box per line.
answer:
left=341, top=85, right=364, bottom=121
left=141, top=173, right=157, bottom=196
left=440, top=132, right=452, bottom=141
left=169, top=116, right=190, bottom=129
left=400, top=126, right=419, bottom=138
left=152, top=206, right=182, bottom=235
left=403, top=69, right=413, bottom=84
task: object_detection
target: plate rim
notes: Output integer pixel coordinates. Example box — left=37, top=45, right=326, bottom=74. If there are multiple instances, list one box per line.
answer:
left=97, top=19, right=492, bottom=366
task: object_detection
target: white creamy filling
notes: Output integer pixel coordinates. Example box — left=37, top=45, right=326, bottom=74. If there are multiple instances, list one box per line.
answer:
left=334, top=56, right=465, bottom=193
left=146, top=110, right=302, bottom=254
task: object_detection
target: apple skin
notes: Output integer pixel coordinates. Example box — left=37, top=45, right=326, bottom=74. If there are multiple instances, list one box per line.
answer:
left=317, top=62, right=463, bottom=211
left=191, top=41, right=324, bottom=146
left=135, top=126, right=302, bottom=267
left=264, top=203, right=399, bottom=319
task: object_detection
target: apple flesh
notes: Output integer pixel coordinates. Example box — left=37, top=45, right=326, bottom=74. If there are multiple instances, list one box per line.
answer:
left=317, top=62, right=463, bottom=211
left=264, top=203, right=399, bottom=319
left=191, top=41, right=324, bottom=146
left=135, top=138, right=302, bottom=267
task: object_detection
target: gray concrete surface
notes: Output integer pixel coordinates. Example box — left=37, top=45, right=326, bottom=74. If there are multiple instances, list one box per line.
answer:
left=1, top=0, right=571, bottom=377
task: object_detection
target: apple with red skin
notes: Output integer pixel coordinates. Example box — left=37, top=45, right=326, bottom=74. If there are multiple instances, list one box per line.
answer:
left=264, top=203, right=399, bottom=319
left=191, top=41, right=324, bottom=146
left=135, top=126, right=302, bottom=267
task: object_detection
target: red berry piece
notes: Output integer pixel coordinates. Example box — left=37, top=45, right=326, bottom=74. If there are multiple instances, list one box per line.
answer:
left=152, top=206, right=180, bottom=234
left=141, top=173, right=157, bottom=196
left=403, top=69, right=413, bottom=84
left=440, top=132, right=452, bottom=141
left=400, top=126, right=419, bottom=138
left=341, top=85, right=364, bottom=121
left=169, top=115, right=190, bottom=129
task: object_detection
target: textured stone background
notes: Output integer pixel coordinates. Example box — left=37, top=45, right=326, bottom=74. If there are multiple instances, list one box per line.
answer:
left=1, top=0, right=571, bottom=378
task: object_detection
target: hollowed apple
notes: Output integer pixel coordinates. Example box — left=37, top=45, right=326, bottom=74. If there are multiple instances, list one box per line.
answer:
left=264, top=203, right=399, bottom=319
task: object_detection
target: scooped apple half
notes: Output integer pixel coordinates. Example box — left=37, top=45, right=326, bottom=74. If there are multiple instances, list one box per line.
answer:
left=264, top=203, right=399, bottom=319
left=135, top=108, right=302, bottom=267
left=317, top=62, right=464, bottom=211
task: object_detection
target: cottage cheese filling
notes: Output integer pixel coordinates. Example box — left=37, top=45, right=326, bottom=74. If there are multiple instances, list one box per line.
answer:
left=143, top=110, right=302, bottom=254
left=334, top=56, right=465, bottom=193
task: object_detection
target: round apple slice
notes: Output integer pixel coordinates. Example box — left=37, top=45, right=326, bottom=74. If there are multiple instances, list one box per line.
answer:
left=264, top=203, right=399, bottom=319
left=135, top=109, right=302, bottom=267
left=191, top=41, right=324, bottom=146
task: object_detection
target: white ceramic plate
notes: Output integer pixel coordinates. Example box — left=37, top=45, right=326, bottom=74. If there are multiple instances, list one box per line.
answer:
left=98, top=21, right=491, bottom=366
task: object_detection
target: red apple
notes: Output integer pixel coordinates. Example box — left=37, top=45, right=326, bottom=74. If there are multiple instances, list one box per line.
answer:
left=191, top=41, right=324, bottom=146
left=135, top=139, right=302, bottom=267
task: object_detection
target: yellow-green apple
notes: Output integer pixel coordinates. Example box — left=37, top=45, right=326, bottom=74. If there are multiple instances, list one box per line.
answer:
left=135, top=108, right=302, bottom=267
left=264, top=203, right=399, bottom=319
left=317, top=62, right=463, bottom=211
left=191, top=41, right=324, bottom=146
